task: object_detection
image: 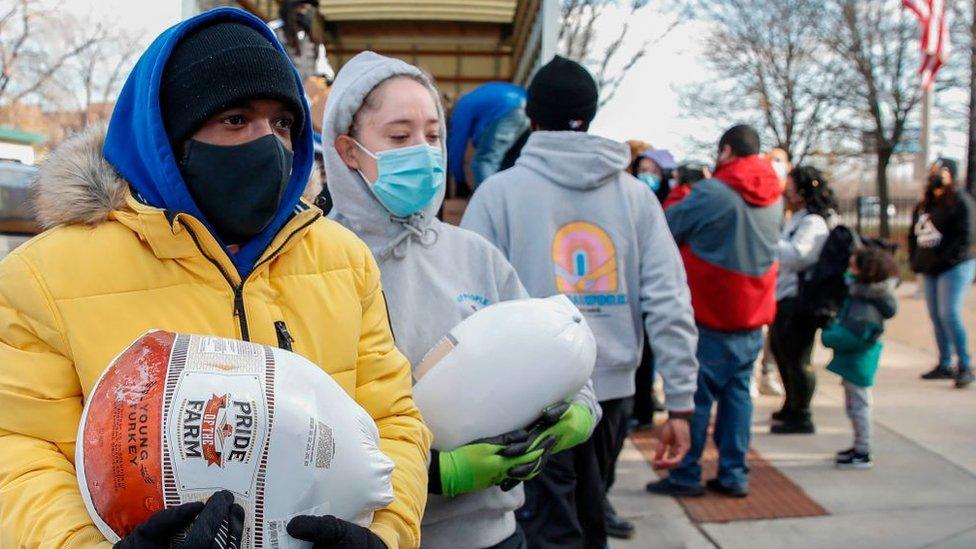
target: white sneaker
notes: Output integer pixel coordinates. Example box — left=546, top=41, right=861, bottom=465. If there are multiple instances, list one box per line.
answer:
left=759, top=371, right=784, bottom=396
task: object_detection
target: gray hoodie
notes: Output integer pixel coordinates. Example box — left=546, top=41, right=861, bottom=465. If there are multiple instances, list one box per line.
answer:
left=462, top=131, right=699, bottom=410
left=323, top=52, right=599, bottom=549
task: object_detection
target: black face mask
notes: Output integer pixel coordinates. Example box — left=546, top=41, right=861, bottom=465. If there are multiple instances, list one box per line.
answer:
left=181, top=134, right=293, bottom=245
left=928, top=174, right=944, bottom=189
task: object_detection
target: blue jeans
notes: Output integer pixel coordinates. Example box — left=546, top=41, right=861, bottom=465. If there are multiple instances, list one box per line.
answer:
left=471, top=106, right=529, bottom=188
left=924, top=259, right=976, bottom=370
left=669, top=327, right=763, bottom=490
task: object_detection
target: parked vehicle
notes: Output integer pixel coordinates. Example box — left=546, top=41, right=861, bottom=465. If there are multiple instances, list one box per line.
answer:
left=857, top=196, right=897, bottom=218
left=0, top=160, right=40, bottom=259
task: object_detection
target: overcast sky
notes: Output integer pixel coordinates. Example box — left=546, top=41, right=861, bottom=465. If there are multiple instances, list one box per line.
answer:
left=62, top=1, right=965, bottom=164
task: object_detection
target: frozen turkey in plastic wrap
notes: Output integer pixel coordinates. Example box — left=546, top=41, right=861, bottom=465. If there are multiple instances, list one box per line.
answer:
left=76, top=331, right=394, bottom=548
left=413, top=295, right=597, bottom=451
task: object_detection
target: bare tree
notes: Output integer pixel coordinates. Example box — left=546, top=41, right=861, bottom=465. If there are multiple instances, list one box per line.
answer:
left=829, top=0, right=923, bottom=238
left=678, top=0, right=839, bottom=164
left=0, top=0, right=105, bottom=108
left=58, top=28, right=142, bottom=127
left=559, top=0, right=666, bottom=107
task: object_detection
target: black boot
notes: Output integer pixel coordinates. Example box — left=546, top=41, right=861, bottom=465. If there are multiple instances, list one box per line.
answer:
left=770, top=416, right=815, bottom=434
left=771, top=408, right=792, bottom=422
left=604, top=502, right=635, bottom=539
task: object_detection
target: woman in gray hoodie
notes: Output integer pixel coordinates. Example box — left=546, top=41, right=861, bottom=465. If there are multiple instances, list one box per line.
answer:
left=322, top=51, right=600, bottom=549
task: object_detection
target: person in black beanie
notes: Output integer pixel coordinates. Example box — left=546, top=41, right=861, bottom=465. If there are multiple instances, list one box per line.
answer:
left=525, top=55, right=599, bottom=132
left=462, top=56, right=698, bottom=548
left=159, top=21, right=308, bottom=246
left=0, top=8, right=431, bottom=548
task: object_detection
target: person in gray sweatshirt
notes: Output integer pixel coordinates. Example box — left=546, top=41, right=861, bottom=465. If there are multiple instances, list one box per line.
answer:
left=322, top=51, right=601, bottom=549
left=461, top=56, right=699, bottom=549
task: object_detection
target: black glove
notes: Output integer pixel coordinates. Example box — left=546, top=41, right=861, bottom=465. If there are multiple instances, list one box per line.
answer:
left=495, top=404, right=567, bottom=492
left=115, top=490, right=245, bottom=549
left=286, top=515, right=387, bottom=549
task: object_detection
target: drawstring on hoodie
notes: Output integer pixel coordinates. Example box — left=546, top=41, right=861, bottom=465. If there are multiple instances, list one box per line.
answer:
left=381, top=212, right=439, bottom=260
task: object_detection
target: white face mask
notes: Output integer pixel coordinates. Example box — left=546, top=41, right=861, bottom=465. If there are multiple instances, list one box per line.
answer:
left=772, top=160, right=788, bottom=181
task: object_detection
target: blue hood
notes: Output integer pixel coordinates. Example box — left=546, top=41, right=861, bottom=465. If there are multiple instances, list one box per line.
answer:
left=103, top=7, right=313, bottom=278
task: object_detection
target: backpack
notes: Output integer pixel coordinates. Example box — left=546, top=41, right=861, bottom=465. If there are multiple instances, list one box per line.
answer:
left=795, top=225, right=858, bottom=328
left=795, top=225, right=897, bottom=328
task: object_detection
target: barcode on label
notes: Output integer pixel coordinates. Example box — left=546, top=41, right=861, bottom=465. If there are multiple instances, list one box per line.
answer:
left=314, top=421, right=334, bottom=468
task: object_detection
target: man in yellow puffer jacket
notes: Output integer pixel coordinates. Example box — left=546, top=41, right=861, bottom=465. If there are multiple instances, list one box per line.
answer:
left=0, top=8, right=430, bottom=549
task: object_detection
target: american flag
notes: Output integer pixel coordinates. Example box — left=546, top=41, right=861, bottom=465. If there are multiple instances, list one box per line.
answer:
left=903, top=0, right=950, bottom=90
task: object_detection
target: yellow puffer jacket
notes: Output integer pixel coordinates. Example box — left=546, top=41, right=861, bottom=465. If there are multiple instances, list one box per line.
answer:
left=0, top=127, right=431, bottom=549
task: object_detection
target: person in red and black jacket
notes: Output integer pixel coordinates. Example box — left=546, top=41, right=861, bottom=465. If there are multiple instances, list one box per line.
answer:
left=646, top=125, right=782, bottom=498
left=910, top=158, right=976, bottom=388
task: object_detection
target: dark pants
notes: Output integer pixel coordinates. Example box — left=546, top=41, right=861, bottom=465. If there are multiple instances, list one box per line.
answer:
left=518, top=436, right=604, bottom=549
left=632, top=337, right=655, bottom=426
left=769, top=297, right=819, bottom=420
left=486, top=526, right=528, bottom=549
left=518, top=398, right=630, bottom=548
left=600, top=397, right=632, bottom=495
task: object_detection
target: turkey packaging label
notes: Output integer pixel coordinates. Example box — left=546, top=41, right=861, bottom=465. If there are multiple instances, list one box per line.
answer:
left=76, top=331, right=395, bottom=548
left=414, top=294, right=597, bottom=451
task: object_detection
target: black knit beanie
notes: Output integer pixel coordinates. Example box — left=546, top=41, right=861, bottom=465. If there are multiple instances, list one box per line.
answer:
left=526, top=56, right=599, bottom=131
left=161, top=22, right=304, bottom=152
left=935, top=157, right=958, bottom=182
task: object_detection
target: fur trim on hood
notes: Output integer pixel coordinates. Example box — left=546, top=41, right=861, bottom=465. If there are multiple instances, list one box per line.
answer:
left=32, top=124, right=321, bottom=230
left=33, top=124, right=127, bottom=230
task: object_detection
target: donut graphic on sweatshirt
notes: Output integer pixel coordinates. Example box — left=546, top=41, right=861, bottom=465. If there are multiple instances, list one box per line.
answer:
left=552, top=221, right=618, bottom=293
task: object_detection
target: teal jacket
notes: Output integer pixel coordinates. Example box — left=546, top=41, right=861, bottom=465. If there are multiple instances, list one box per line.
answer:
left=823, top=278, right=898, bottom=387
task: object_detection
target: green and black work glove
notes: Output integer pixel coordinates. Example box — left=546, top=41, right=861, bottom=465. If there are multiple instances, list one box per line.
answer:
left=286, top=515, right=386, bottom=549
left=115, top=490, right=245, bottom=549
left=525, top=402, right=595, bottom=455
left=430, top=428, right=557, bottom=497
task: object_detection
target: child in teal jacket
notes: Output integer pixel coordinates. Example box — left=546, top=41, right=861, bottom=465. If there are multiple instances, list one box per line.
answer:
left=823, top=247, right=899, bottom=468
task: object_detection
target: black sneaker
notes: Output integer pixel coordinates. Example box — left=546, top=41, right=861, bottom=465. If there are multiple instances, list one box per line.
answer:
left=921, top=366, right=955, bottom=380
left=645, top=477, right=704, bottom=497
left=705, top=478, right=748, bottom=498
left=604, top=507, right=635, bottom=539
left=770, top=418, right=815, bottom=434
left=836, top=447, right=856, bottom=459
left=836, top=451, right=872, bottom=469
left=956, top=369, right=975, bottom=388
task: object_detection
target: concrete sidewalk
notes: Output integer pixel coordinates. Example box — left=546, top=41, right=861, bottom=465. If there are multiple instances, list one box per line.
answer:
left=608, top=282, right=976, bottom=548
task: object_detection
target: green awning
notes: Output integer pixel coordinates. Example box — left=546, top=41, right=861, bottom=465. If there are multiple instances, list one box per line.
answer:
left=0, top=127, right=46, bottom=145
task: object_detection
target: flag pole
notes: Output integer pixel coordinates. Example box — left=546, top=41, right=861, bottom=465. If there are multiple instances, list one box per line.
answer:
left=917, top=85, right=933, bottom=184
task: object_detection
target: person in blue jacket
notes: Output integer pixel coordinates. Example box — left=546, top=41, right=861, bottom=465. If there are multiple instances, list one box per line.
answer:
left=447, top=82, right=528, bottom=191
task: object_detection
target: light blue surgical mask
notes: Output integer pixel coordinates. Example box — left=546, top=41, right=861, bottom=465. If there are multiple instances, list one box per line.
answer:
left=355, top=141, right=444, bottom=217
left=638, top=173, right=661, bottom=192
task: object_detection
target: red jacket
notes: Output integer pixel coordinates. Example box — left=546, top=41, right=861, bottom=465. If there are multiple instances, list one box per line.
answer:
left=662, top=185, right=692, bottom=209
left=665, top=155, right=784, bottom=331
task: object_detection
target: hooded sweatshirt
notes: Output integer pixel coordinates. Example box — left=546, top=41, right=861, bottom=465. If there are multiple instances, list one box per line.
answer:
left=323, top=52, right=600, bottom=549
left=908, top=190, right=976, bottom=275
left=665, top=155, right=784, bottom=332
left=462, top=131, right=699, bottom=408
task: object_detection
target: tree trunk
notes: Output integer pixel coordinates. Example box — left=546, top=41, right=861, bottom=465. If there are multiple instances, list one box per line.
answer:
left=877, top=148, right=892, bottom=239
left=967, top=0, right=976, bottom=194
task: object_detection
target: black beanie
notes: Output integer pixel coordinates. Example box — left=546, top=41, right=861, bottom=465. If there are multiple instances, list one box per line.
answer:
left=526, top=56, right=599, bottom=131
left=161, top=22, right=304, bottom=152
left=935, top=157, right=958, bottom=181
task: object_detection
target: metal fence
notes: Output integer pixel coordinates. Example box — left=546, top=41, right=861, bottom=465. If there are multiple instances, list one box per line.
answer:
left=834, top=195, right=918, bottom=238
